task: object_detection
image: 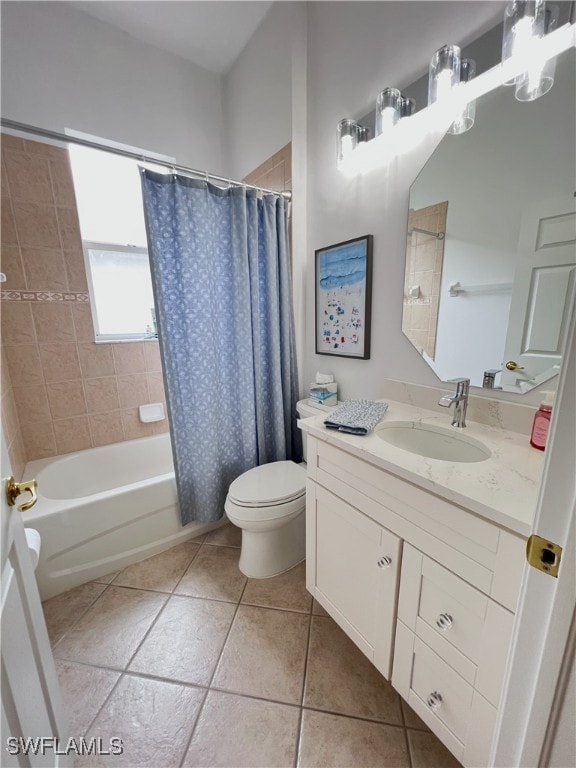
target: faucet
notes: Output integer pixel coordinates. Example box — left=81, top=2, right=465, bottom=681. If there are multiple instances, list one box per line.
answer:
left=438, top=378, right=470, bottom=428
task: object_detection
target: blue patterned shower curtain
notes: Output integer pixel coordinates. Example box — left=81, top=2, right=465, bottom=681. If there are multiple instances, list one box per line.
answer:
left=141, top=171, right=301, bottom=525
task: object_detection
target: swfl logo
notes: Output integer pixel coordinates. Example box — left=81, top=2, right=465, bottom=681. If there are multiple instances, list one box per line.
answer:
left=6, top=737, right=124, bottom=756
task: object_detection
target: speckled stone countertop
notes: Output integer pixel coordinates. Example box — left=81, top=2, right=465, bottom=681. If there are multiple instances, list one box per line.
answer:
left=299, top=398, right=545, bottom=537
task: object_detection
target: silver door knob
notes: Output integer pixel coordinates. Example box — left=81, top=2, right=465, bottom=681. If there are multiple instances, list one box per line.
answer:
left=426, top=691, right=443, bottom=710
left=436, top=613, right=453, bottom=631
left=377, top=556, right=392, bottom=568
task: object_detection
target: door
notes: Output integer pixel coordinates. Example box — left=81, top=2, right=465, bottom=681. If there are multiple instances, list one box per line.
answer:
left=1, top=430, right=71, bottom=766
left=307, top=482, right=402, bottom=679
left=501, top=195, right=576, bottom=390
left=491, top=269, right=576, bottom=766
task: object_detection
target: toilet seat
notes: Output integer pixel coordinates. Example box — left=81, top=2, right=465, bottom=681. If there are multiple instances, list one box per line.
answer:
left=225, top=461, right=306, bottom=523
left=227, top=461, right=306, bottom=506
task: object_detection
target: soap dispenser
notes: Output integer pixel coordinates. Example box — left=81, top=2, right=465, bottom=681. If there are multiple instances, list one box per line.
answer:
left=530, top=391, right=555, bottom=451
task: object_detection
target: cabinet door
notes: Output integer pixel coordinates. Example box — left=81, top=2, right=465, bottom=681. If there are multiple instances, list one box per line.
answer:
left=307, top=482, right=401, bottom=678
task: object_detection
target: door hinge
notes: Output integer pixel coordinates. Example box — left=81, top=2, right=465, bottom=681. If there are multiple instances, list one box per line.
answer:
left=526, top=534, right=563, bottom=578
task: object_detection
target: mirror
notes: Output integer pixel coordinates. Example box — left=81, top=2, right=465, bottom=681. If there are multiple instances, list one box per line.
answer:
left=403, top=47, right=575, bottom=393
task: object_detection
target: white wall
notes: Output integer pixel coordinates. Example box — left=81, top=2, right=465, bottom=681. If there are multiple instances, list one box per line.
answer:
left=303, top=1, right=555, bottom=405
left=223, top=2, right=300, bottom=180
left=1, top=1, right=224, bottom=172
left=411, top=50, right=575, bottom=386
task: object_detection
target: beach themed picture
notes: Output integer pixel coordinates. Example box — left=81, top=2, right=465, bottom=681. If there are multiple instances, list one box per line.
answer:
left=315, top=235, right=373, bottom=359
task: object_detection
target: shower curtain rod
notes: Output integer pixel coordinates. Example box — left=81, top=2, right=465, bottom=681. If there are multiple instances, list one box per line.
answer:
left=0, top=118, right=292, bottom=201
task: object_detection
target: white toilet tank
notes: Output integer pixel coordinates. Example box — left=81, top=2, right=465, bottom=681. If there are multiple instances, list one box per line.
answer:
left=296, top=398, right=338, bottom=462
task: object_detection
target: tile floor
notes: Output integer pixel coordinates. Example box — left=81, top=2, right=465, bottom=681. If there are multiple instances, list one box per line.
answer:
left=44, top=525, right=462, bottom=768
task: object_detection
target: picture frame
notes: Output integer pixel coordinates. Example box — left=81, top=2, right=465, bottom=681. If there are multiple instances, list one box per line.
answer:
left=315, top=234, right=373, bottom=359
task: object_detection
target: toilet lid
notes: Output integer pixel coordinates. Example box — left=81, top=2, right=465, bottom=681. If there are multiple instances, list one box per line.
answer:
left=228, top=461, right=306, bottom=506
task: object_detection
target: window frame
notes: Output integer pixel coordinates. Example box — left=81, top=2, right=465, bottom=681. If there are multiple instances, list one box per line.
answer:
left=83, top=240, right=157, bottom=343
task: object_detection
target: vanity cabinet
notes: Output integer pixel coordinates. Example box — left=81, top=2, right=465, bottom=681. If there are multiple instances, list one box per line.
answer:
left=305, top=434, right=526, bottom=768
left=306, top=481, right=401, bottom=678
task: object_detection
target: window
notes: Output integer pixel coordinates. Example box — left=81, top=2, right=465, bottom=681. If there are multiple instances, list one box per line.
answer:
left=84, top=243, right=156, bottom=341
left=68, top=136, right=172, bottom=341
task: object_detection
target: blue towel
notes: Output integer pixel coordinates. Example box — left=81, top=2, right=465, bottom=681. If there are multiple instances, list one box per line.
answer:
left=324, top=400, right=388, bottom=435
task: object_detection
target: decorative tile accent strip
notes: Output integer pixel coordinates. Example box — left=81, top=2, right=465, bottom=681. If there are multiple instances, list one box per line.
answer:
left=1, top=291, right=89, bottom=302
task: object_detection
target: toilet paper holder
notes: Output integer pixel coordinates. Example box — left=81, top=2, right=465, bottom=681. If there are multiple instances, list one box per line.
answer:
left=5, top=476, right=38, bottom=512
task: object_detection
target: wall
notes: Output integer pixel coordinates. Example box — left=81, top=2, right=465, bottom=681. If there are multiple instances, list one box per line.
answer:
left=0, top=1, right=224, bottom=172
left=303, top=1, right=551, bottom=406
left=223, top=2, right=300, bottom=181
left=1, top=136, right=168, bottom=471
left=243, top=144, right=291, bottom=193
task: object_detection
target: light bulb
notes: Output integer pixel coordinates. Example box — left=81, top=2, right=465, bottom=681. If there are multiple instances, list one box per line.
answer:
left=340, top=134, right=354, bottom=159
left=435, top=69, right=455, bottom=101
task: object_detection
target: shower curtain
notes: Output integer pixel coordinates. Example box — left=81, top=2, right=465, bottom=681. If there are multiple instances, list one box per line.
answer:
left=141, top=171, right=301, bottom=525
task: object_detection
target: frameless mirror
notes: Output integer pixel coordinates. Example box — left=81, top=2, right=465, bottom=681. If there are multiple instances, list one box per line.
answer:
left=403, top=47, right=576, bottom=393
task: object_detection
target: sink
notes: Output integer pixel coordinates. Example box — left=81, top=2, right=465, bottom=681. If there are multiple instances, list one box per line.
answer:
left=376, top=421, right=491, bottom=463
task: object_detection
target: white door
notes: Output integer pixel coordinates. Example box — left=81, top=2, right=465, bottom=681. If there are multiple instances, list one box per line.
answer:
left=1, top=430, right=71, bottom=767
left=491, top=276, right=576, bottom=766
left=501, top=195, right=576, bottom=390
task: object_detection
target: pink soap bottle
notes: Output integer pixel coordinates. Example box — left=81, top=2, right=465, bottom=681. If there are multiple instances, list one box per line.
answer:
left=530, top=391, right=555, bottom=451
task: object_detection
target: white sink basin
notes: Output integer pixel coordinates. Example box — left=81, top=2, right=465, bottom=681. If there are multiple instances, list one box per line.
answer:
left=376, top=421, right=491, bottom=463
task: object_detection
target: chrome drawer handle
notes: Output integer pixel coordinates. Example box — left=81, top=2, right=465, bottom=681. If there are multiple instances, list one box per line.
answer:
left=426, top=691, right=443, bottom=710
left=377, top=556, right=392, bottom=568
left=436, top=613, right=453, bottom=631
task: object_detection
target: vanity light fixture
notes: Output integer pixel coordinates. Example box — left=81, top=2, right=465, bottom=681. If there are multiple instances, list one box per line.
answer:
left=375, top=88, right=401, bottom=135
left=515, top=4, right=559, bottom=100
left=428, top=44, right=461, bottom=105
left=357, top=125, right=371, bottom=143
left=337, top=119, right=360, bottom=167
left=400, top=96, right=416, bottom=118
left=502, top=0, right=546, bottom=84
left=448, top=58, right=477, bottom=135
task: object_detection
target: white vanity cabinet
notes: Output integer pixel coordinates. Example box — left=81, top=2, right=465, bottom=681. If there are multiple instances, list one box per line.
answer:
left=304, top=433, right=527, bottom=768
left=306, top=480, right=402, bottom=678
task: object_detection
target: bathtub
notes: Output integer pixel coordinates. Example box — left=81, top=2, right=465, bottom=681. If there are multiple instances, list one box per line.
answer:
left=22, top=433, right=218, bottom=600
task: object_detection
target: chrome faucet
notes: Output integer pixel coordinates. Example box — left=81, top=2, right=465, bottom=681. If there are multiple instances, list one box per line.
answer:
left=438, top=378, right=470, bottom=428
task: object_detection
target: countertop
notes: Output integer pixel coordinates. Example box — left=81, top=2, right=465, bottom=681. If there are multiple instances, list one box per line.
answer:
left=299, top=398, right=545, bottom=537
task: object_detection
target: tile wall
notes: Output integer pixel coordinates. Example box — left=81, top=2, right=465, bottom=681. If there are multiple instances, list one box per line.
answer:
left=1, top=135, right=167, bottom=475
left=403, top=202, right=448, bottom=360
left=243, top=143, right=291, bottom=193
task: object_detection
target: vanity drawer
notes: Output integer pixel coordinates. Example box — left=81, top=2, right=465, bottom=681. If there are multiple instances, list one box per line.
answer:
left=393, top=621, right=498, bottom=767
left=398, top=544, right=514, bottom=705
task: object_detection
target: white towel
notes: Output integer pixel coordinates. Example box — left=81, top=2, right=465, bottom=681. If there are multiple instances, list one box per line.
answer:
left=324, top=400, right=388, bottom=435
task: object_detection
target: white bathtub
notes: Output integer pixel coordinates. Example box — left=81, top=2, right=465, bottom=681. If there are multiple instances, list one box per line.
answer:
left=23, top=434, right=217, bottom=600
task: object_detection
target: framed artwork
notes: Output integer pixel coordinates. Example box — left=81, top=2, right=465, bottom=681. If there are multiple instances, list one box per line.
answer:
left=315, top=234, right=373, bottom=359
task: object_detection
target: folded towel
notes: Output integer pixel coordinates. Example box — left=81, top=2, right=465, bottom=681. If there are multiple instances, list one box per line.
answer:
left=324, top=399, right=388, bottom=435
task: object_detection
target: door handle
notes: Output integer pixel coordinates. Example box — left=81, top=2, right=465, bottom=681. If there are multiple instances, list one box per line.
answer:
left=5, top=476, right=38, bottom=512
left=505, top=360, right=525, bottom=371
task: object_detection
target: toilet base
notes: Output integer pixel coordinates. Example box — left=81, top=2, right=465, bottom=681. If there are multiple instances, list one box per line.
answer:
left=237, top=511, right=306, bottom=578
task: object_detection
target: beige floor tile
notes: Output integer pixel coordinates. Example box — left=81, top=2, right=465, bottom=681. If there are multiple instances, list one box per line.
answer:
left=92, top=571, right=120, bottom=585
left=53, top=586, right=166, bottom=669
left=205, top=523, right=241, bottom=547
left=297, top=709, right=409, bottom=768
left=43, top=582, right=107, bottom=646
left=55, top=660, right=120, bottom=737
left=175, top=545, right=247, bottom=602
left=304, top=616, right=402, bottom=725
left=183, top=690, right=299, bottom=768
left=312, top=599, right=329, bottom=617
left=113, top=542, right=200, bottom=593
left=242, top=561, right=311, bottom=613
left=402, top=698, right=430, bottom=731
left=77, top=673, right=205, bottom=767
left=213, top=605, right=309, bottom=705
left=129, top=595, right=235, bottom=686
left=407, top=728, right=463, bottom=767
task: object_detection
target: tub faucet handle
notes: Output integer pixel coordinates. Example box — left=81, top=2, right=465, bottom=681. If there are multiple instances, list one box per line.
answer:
left=5, top=476, right=38, bottom=512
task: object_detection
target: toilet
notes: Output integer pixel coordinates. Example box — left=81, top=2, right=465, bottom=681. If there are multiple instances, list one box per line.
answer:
left=225, top=398, right=329, bottom=578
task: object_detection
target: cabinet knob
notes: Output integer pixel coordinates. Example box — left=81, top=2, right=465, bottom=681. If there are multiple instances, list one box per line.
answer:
left=436, top=612, right=453, bottom=630
left=426, top=691, right=443, bottom=710
left=377, top=556, right=392, bottom=568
